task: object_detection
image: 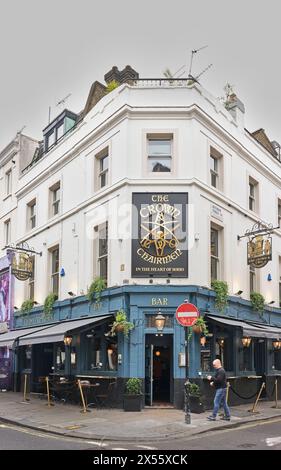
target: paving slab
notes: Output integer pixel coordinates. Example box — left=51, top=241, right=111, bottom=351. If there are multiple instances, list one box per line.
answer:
left=0, top=392, right=280, bottom=442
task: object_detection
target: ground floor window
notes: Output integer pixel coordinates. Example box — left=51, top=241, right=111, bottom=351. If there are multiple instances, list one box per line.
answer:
left=83, top=323, right=118, bottom=372
left=55, top=344, right=66, bottom=372
left=273, top=349, right=281, bottom=371
left=239, top=343, right=253, bottom=371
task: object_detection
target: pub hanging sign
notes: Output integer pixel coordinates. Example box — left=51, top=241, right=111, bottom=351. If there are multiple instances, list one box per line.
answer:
left=238, top=222, right=275, bottom=269
left=247, top=235, right=272, bottom=268
left=132, top=193, right=188, bottom=277
left=11, top=252, right=33, bottom=281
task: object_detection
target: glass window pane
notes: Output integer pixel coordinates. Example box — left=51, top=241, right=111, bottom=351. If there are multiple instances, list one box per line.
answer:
left=149, top=157, right=171, bottom=172
left=100, top=155, right=109, bottom=172
left=56, top=122, right=64, bottom=140
left=148, top=139, right=171, bottom=156
left=48, top=131, right=55, bottom=149
left=211, top=229, right=218, bottom=257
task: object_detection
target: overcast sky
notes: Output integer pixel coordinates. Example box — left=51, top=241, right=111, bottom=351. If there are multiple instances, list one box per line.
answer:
left=1, top=0, right=281, bottom=151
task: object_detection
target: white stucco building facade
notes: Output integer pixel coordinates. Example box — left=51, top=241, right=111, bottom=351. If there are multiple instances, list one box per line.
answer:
left=2, top=76, right=281, bottom=308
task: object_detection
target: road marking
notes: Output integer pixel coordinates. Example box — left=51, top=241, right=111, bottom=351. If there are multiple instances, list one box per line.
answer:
left=137, top=445, right=158, bottom=450
left=0, top=425, right=7, bottom=428
left=184, top=417, right=281, bottom=441
left=266, top=437, right=281, bottom=447
left=112, top=448, right=128, bottom=450
left=86, top=441, right=108, bottom=447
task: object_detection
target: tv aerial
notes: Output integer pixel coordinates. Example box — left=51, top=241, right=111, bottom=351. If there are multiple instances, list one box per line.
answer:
left=187, top=45, right=213, bottom=84
left=16, top=125, right=26, bottom=135
left=56, top=93, right=72, bottom=108
left=163, top=64, right=186, bottom=79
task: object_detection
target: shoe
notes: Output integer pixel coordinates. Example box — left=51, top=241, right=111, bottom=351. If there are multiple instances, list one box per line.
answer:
left=220, top=416, right=231, bottom=421
left=207, top=416, right=216, bottom=421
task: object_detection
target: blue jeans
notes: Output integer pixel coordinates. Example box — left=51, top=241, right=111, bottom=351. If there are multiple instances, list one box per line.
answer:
left=212, top=388, right=230, bottom=418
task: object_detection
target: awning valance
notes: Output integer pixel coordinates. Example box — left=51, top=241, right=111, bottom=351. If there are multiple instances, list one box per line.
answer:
left=206, top=315, right=281, bottom=339
left=18, top=314, right=113, bottom=346
left=0, top=325, right=52, bottom=348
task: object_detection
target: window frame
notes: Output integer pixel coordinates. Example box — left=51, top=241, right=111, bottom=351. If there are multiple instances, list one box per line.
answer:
left=210, top=226, right=220, bottom=281
left=5, top=169, right=12, bottom=196
left=49, top=245, right=60, bottom=296
left=248, top=177, right=259, bottom=213
left=98, top=222, right=108, bottom=282
left=147, top=135, right=173, bottom=174
left=4, top=219, right=11, bottom=246
left=209, top=146, right=223, bottom=190
left=95, top=146, right=110, bottom=191
left=27, top=199, right=37, bottom=230
left=49, top=182, right=61, bottom=217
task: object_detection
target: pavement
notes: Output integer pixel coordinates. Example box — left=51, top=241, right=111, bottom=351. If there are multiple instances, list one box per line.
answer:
left=0, top=392, right=281, bottom=442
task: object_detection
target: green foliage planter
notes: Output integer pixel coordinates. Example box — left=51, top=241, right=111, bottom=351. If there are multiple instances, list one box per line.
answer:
left=185, top=382, right=204, bottom=414
left=192, top=316, right=209, bottom=336
left=211, top=280, right=229, bottom=312
left=250, top=292, right=265, bottom=314
left=19, top=299, right=34, bottom=316
left=110, top=310, right=134, bottom=337
left=87, top=277, right=107, bottom=304
left=123, top=378, right=143, bottom=412
left=44, top=294, right=58, bottom=317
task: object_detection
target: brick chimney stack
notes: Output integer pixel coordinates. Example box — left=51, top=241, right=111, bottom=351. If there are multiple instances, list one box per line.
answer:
left=104, top=65, right=139, bottom=84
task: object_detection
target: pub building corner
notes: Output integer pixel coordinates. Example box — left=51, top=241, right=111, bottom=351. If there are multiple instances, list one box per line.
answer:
left=0, top=67, right=281, bottom=410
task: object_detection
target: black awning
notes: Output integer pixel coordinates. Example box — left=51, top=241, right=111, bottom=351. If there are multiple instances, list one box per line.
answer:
left=206, top=315, right=281, bottom=339
left=18, top=314, right=113, bottom=346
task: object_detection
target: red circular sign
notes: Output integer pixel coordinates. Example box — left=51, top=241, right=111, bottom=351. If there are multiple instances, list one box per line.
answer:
left=176, top=302, right=200, bottom=327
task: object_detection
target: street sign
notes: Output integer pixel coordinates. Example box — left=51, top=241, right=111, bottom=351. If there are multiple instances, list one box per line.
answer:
left=176, top=302, right=199, bottom=327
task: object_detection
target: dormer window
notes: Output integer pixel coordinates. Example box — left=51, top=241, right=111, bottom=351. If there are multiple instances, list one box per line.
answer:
left=43, top=110, right=77, bottom=152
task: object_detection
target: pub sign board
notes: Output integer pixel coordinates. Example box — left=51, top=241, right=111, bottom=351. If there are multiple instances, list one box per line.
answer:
left=132, top=193, right=188, bottom=277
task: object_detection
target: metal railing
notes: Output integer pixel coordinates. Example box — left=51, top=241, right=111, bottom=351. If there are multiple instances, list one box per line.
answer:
left=129, top=78, right=195, bottom=88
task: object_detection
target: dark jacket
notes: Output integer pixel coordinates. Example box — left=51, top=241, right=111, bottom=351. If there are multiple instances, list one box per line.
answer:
left=211, top=367, right=227, bottom=389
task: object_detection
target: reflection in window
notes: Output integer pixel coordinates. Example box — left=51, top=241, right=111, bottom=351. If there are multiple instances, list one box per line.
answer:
left=239, top=343, right=253, bottom=371
left=274, top=350, right=281, bottom=370
left=107, top=343, right=117, bottom=371
left=55, top=344, right=65, bottom=371
left=148, top=138, right=172, bottom=172
left=200, top=336, right=211, bottom=372
left=84, top=324, right=117, bottom=372
left=70, top=336, right=77, bottom=369
left=22, top=345, right=32, bottom=370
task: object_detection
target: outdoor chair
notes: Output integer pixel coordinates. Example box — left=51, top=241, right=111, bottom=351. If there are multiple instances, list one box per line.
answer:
left=95, top=380, right=117, bottom=408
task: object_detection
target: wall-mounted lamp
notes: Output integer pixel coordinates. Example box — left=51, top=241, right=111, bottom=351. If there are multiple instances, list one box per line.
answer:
left=63, top=335, right=72, bottom=346
left=68, top=291, right=75, bottom=297
left=241, top=337, right=251, bottom=348
left=267, top=273, right=272, bottom=282
left=155, top=350, right=161, bottom=357
left=200, top=336, right=207, bottom=347
left=154, top=311, right=165, bottom=331
left=235, top=290, right=243, bottom=296
left=272, top=340, right=281, bottom=350
left=217, top=338, right=225, bottom=348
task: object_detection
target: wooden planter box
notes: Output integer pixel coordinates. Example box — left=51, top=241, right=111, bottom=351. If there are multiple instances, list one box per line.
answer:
left=123, top=394, right=142, bottom=412
left=189, top=396, right=204, bottom=414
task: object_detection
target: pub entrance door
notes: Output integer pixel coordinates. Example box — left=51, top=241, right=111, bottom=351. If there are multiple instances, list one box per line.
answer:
left=145, top=334, right=173, bottom=406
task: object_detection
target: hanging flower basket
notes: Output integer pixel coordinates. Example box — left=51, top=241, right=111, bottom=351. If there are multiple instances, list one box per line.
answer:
left=114, top=323, right=126, bottom=333
left=192, top=324, right=203, bottom=334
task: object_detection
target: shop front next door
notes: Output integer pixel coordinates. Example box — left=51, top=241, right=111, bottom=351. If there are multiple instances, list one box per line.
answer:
left=145, top=334, right=173, bottom=406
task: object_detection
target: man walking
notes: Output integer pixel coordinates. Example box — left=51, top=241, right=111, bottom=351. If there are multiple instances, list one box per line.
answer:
left=207, top=359, right=231, bottom=421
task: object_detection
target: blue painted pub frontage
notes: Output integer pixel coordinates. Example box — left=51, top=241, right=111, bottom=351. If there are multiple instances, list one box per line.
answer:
left=3, top=284, right=281, bottom=409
